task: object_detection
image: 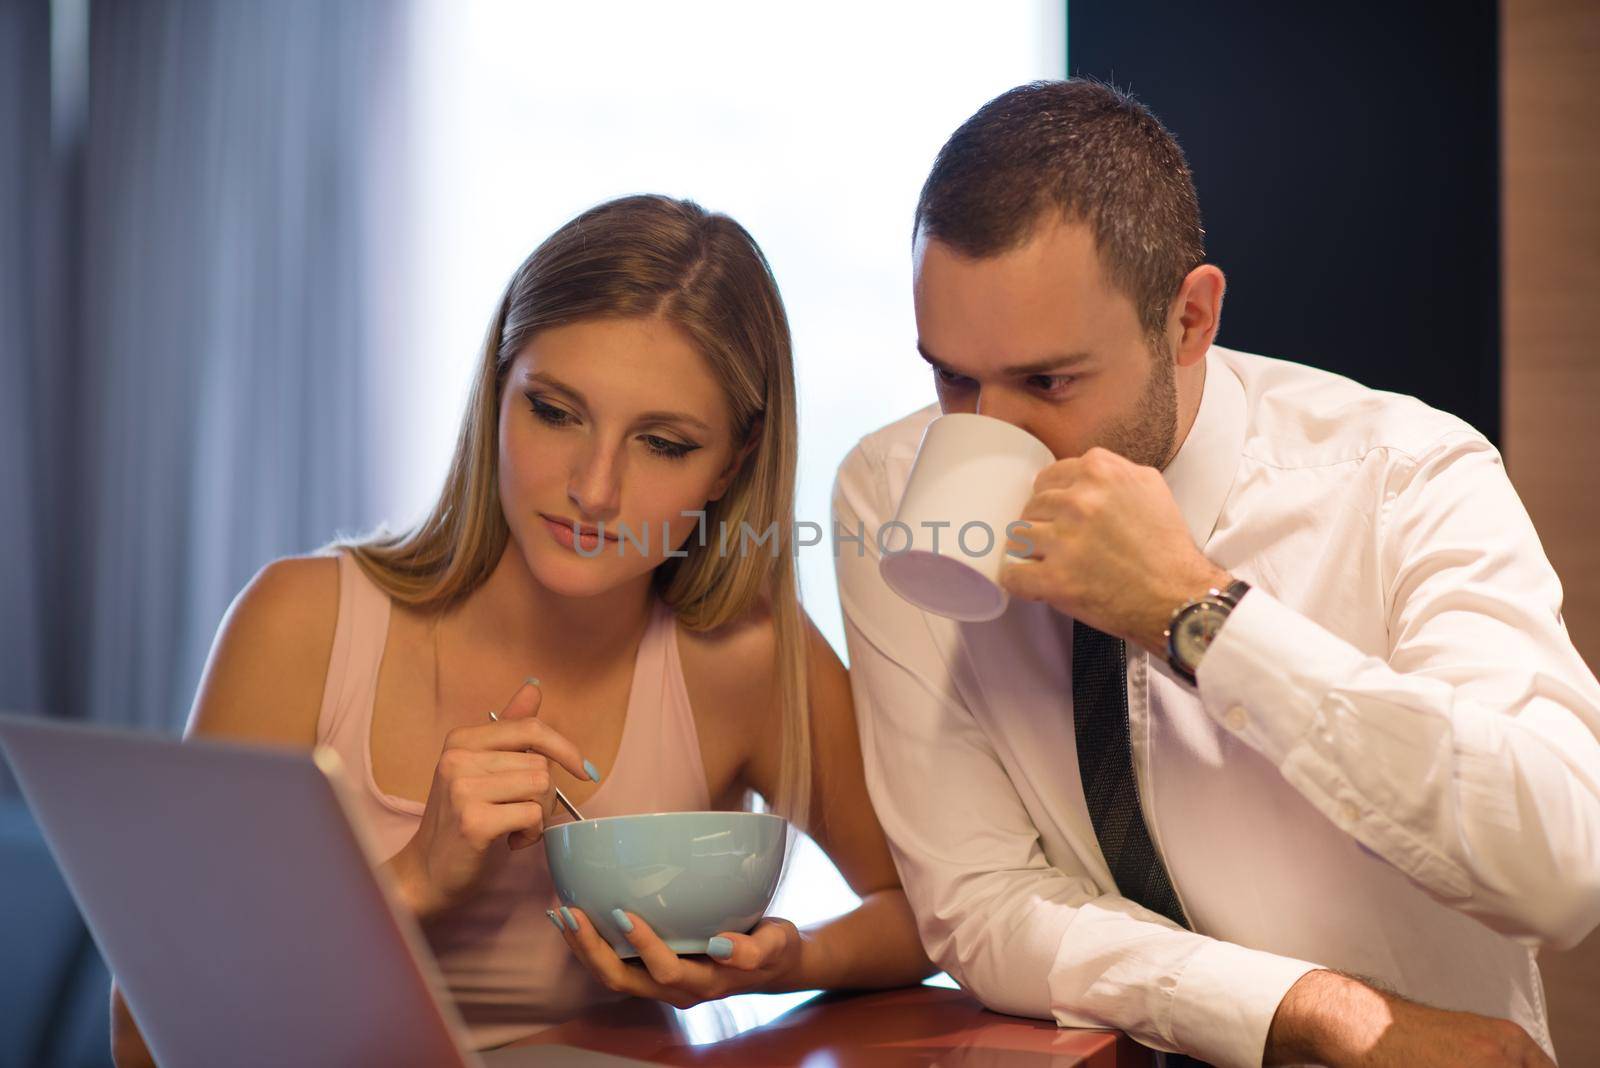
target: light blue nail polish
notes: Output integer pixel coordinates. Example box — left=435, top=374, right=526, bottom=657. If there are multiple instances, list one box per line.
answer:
left=611, top=908, right=634, bottom=933
left=525, top=676, right=541, bottom=688
left=559, top=906, right=578, bottom=932
left=583, top=759, right=602, bottom=784
left=707, top=936, right=733, bottom=960
left=546, top=909, right=563, bottom=931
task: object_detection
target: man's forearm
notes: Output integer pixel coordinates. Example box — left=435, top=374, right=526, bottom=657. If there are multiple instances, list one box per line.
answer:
left=1196, top=584, right=1600, bottom=948
left=1265, top=968, right=1391, bottom=1065
left=1265, top=968, right=1552, bottom=1068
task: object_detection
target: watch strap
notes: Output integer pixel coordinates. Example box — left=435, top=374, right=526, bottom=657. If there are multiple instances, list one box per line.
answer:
left=1216, top=578, right=1251, bottom=608
left=1164, top=578, right=1252, bottom=684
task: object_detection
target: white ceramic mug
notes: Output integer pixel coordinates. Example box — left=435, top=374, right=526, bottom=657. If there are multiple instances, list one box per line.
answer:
left=878, top=413, right=1055, bottom=621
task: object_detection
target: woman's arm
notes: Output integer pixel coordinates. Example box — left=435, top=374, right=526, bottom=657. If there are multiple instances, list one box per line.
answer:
left=550, top=605, right=934, bottom=1003
left=741, top=611, right=936, bottom=991
left=111, top=556, right=339, bottom=1067
left=109, top=990, right=156, bottom=1068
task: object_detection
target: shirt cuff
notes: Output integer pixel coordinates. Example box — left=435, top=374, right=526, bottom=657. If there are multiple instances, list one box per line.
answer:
left=1195, top=587, right=1366, bottom=765
left=1170, top=940, right=1322, bottom=1068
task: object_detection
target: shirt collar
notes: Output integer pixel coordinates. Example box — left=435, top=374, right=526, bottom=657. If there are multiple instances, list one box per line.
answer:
left=1161, top=347, right=1247, bottom=547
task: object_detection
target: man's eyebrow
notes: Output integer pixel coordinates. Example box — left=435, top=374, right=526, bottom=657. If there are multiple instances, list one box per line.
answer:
left=1003, top=352, right=1094, bottom=376
left=522, top=372, right=712, bottom=433
left=916, top=343, right=1093, bottom=377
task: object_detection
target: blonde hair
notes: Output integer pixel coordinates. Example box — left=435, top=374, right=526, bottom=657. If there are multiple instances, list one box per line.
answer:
left=330, top=195, right=811, bottom=825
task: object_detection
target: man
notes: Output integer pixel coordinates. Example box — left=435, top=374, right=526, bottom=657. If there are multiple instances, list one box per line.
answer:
left=832, top=80, right=1600, bottom=1068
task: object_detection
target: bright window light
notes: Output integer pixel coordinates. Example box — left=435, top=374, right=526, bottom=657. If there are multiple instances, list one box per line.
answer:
left=386, top=1, right=1062, bottom=1011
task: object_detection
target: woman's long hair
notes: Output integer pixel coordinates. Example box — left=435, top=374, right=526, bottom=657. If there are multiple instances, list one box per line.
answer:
left=331, top=195, right=811, bottom=825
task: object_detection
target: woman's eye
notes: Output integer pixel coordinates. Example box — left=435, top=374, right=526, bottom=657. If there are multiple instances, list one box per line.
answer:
left=527, top=394, right=573, bottom=426
left=934, top=367, right=970, bottom=387
left=525, top=391, right=697, bottom=459
left=642, top=435, right=697, bottom=461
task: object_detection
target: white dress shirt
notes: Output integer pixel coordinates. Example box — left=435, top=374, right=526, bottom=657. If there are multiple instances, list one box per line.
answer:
left=832, top=345, right=1600, bottom=1067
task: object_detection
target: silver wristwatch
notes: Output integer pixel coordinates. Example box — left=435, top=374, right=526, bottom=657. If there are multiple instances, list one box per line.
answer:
left=1164, top=579, right=1251, bottom=685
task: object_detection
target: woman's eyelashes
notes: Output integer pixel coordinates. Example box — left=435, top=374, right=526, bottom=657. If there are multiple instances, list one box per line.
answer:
left=641, top=435, right=698, bottom=460
left=524, top=391, right=701, bottom=461
left=527, top=393, right=575, bottom=427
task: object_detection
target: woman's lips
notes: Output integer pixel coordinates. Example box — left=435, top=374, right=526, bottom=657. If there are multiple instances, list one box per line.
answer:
left=540, top=514, right=613, bottom=553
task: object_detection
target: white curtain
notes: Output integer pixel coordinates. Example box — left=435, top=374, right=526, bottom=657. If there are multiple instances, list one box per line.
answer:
left=0, top=0, right=414, bottom=761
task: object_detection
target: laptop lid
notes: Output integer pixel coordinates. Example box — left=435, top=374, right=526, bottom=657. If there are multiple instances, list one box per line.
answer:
left=0, top=712, right=476, bottom=1068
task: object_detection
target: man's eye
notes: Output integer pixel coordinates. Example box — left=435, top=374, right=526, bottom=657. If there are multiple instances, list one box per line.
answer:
left=934, top=367, right=970, bottom=387
left=1028, top=374, right=1072, bottom=393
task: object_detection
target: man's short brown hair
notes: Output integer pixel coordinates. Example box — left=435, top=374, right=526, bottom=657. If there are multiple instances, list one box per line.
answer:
left=913, top=79, right=1204, bottom=341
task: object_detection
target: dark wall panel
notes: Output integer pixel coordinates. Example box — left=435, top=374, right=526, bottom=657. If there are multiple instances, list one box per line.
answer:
left=1070, top=1, right=1501, bottom=442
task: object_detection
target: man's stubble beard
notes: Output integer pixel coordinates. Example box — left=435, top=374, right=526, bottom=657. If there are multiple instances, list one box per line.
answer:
left=1097, top=335, right=1178, bottom=470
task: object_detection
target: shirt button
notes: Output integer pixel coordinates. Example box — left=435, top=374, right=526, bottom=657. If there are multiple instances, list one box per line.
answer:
left=1339, top=801, right=1360, bottom=825
left=1224, top=706, right=1249, bottom=731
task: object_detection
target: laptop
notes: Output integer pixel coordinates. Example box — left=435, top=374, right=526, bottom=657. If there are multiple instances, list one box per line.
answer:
left=0, top=712, right=651, bottom=1068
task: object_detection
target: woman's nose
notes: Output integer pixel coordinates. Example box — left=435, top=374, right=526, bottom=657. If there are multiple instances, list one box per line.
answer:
left=567, top=441, right=623, bottom=520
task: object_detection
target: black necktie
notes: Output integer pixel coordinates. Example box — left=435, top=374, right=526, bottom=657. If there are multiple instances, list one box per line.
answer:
left=1073, top=622, right=1212, bottom=1068
left=1072, top=620, right=1190, bottom=929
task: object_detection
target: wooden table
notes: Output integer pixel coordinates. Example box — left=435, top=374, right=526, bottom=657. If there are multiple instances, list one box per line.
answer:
left=511, top=984, right=1155, bottom=1066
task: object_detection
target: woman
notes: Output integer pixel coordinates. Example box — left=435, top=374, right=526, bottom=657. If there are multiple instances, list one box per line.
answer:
left=110, top=194, right=932, bottom=1064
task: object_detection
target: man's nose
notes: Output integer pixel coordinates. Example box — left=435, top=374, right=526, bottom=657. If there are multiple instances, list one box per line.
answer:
left=567, top=440, right=623, bottom=520
left=974, top=387, right=1037, bottom=439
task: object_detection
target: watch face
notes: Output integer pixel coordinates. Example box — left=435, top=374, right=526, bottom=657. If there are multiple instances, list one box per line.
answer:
left=1175, top=603, right=1229, bottom=666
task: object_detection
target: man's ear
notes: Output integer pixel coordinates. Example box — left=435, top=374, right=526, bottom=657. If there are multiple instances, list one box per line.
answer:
left=709, top=417, right=763, bottom=502
left=1170, top=264, right=1226, bottom=368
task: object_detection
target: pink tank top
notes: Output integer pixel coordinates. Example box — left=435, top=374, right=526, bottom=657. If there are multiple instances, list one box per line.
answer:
left=315, top=549, right=711, bottom=1050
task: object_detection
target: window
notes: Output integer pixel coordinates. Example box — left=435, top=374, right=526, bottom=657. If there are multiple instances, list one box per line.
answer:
left=386, top=0, right=1064, bottom=1018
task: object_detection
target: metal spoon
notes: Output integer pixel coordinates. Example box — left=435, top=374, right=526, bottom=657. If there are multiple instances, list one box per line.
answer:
left=488, top=709, right=586, bottom=823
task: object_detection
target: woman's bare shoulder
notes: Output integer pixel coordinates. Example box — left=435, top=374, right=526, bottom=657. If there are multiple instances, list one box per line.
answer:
left=677, top=598, right=778, bottom=698
left=677, top=599, right=844, bottom=720
left=184, top=553, right=342, bottom=748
